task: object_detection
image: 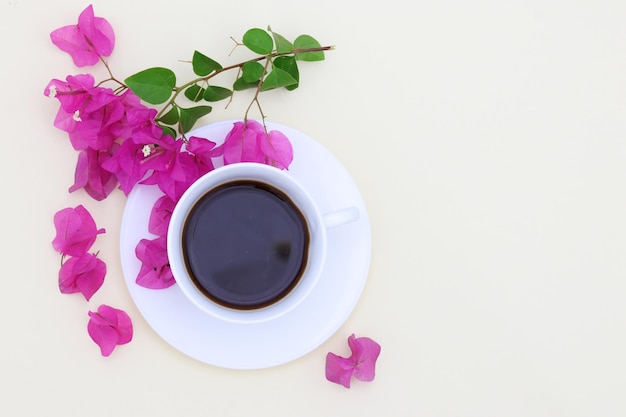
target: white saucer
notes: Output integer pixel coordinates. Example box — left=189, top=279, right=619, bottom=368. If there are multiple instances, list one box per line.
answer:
left=119, top=120, right=371, bottom=369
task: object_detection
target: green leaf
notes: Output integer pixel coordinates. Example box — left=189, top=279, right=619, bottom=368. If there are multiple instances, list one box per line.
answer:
left=158, top=124, right=177, bottom=139
left=233, top=77, right=259, bottom=91
left=179, top=105, right=212, bottom=133
left=242, top=28, right=273, bottom=55
left=294, top=35, right=325, bottom=62
left=125, top=67, right=176, bottom=104
left=260, top=67, right=298, bottom=91
left=192, top=51, right=222, bottom=76
left=273, top=56, right=299, bottom=91
left=269, top=27, right=294, bottom=54
left=158, top=106, right=179, bottom=125
left=242, top=61, right=265, bottom=83
left=184, top=84, right=205, bottom=102
left=203, top=86, right=233, bottom=102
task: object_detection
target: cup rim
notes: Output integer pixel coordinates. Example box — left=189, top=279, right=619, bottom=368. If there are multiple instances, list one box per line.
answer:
left=167, top=163, right=328, bottom=324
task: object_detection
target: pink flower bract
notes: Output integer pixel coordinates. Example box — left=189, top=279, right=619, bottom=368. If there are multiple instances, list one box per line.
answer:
left=135, top=237, right=175, bottom=289
left=325, top=334, right=381, bottom=388
left=221, top=120, right=293, bottom=169
left=59, top=252, right=106, bottom=301
left=87, top=305, right=133, bottom=357
left=148, top=196, right=176, bottom=237
left=259, top=129, right=293, bottom=169
left=52, top=205, right=105, bottom=256
left=69, top=147, right=118, bottom=201
left=50, top=5, right=115, bottom=67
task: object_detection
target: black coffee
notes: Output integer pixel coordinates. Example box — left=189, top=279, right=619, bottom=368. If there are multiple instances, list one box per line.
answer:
left=182, top=180, right=309, bottom=310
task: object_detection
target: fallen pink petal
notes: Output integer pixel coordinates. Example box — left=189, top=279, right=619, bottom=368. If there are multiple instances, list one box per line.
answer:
left=87, top=305, right=133, bottom=357
left=58, top=252, right=106, bottom=301
left=52, top=205, right=105, bottom=256
left=325, top=334, right=381, bottom=388
left=50, top=4, right=115, bottom=67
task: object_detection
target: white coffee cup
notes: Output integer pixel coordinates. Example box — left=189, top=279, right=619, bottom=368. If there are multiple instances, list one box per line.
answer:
left=167, top=162, right=359, bottom=324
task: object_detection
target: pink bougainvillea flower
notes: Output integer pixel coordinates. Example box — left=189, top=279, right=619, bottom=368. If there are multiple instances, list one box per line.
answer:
left=45, top=74, right=125, bottom=151
left=135, top=237, right=175, bottom=289
left=325, top=334, right=381, bottom=388
left=141, top=139, right=205, bottom=202
left=52, top=205, right=106, bottom=256
left=186, top=136, right=222, bottom=176
left=87, top=304, right=133, bottom=357
left=148, top=195, right=176, bottom=237
left=101, top=131, right=172, bottom=195
left=58, top=252, right=106, bottom=301
left=221, top=120, right=263, bottom=165
left=50, top=4, right=115, bottom=67
left=68, top=147, right=118, bottom=201
left=221, top=120, right=293, bottom=169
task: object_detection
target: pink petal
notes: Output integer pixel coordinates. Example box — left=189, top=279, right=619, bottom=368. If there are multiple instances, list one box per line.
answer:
left=77, top=5, right=115, bottom=58
left=87, top=305, right=133, bottom=357
left=52, top=205, right=106, bottom=256
left=349, top=335, right=381, bottom=383
left=58, top=253, right=106, bottom=301
left=68, top=148, right=118, bottom=201
left=258, top=129, right=293, bottom=169
left=148, top=196, right=175, bottom=237
left=50, top=24, right=99, bottom=67
left=187, top=136, right=220, bottom=175
left=222, top=121, right=264, bottom=165
left=135, top=237, right=175, bottom=289
left=87, top=314, right=118, bottom=356
left=325, top=352, right=356, bottom=388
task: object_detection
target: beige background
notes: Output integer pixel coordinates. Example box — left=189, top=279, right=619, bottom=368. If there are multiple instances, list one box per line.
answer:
left=2, top=0, right=626, bottom=415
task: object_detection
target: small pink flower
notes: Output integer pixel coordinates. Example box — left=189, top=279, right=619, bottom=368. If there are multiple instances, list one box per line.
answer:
left=87, top=305, right=133, bottom=357
left=135, top=237, right=175, bottom=289
left=325, top=334, right=381, bottom=388
left=50, top=5, right=115, bottom=67
left=59, top=252, right=106, bottom=301
left=52, top=205, right=105, bottom=257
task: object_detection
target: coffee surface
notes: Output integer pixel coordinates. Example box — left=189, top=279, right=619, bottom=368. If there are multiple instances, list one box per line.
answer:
left=182, top=180, right=309, bottom=309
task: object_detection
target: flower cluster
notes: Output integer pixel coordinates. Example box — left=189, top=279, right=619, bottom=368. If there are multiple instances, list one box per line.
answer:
left=45, top=5, right=300, bottom=290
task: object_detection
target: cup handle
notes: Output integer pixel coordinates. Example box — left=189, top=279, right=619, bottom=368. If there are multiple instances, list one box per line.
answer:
left=322, top=206, right=360, bottom=229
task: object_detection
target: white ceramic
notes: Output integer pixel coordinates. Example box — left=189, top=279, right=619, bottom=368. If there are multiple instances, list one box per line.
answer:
left=120, top=120, right=371, bottom=369
left=167, top=162, right=359, bottom=324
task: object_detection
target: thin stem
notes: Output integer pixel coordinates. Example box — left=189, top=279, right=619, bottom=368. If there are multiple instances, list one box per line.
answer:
left=96, top=56, right=126, bottom=89
left=243, top=56, right=272, bottom=123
